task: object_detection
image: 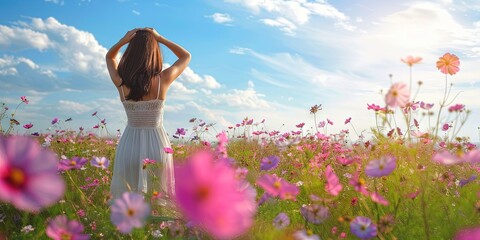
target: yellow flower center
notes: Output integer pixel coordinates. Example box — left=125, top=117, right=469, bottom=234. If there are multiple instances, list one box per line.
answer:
left=195, top=186, right=210, bottom=201
left=392, top=90, right=398, bottom=97
left=379, top=164, right=385, bottom=170
left=8, top=168, right=26, bottom=187
left=70, top=161, right=76, bottom=166
left=127, top=208, right=135, bottom=216
left=273, top=181, right=281, bottom=189
left=60, top=232, right=72, bottom=240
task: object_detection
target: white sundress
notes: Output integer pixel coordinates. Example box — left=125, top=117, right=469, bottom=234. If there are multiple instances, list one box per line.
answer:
left=110, top=79, right=175, bottom=200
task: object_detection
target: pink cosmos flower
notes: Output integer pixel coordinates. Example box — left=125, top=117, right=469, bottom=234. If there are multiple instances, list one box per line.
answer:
left=20, top=96, right=29, bottom=104
left=46, top=215, right=89, bottom=240
left=23, top=123, right=33, bottom=129
left=90, top=156, right=109, bottom=170
left=385, top=82, right=410, bottom=108
left=464, top=149, right=480, bottom=164
left=318, top=121, right=326, bottom=128
left=58, top=157, right=88, bottom=171
left=455, top=226, right=480, bottom=240
left=296, top=122, right=305, bottom=128
left=436, top=53, right=460, bottom=75
left=442, top=123, right=450, bottom=131
left=175, top=151, right=257, bottom=239
left=293, top=229, right=320, bottom=240
left=432, top=151, right=462, bottom=165
left=370, top=192, right=389, bottom=205
left=365, top=156, right=396, bottom=177
left=349, top=172, right=369, bottom=196
left=344, top=117, right=351, bottom=124
left=401, top=55, right=422, bottom=67
left=367, top=103, right=383, bottom=111
left=51, top=118, right=59, bottom=125
left=164, top=147, right=173, bottom=154
left=175, top=128, right=186, bottom=136
left=327, top=119, right=333, bottom=125
left=419, top=101, right=434, bottom=110
left=448, top=104, right=465, bottom=112
left=325, top=165, right=342, bottom=196
left=257, top=174, right=299, bottom=201
left=110, top=192, right=151, bottom=234
left=0, top=136, right=65, bottom=212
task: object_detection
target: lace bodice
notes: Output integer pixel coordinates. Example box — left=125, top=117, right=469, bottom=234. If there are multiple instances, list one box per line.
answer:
left=122, top=99, right=165, bottom=128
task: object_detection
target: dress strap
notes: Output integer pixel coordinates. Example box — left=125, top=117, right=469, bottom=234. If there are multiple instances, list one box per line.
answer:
left=120, top=85, right=126, bottom=102
left=156, top=75, right=161, bottom=100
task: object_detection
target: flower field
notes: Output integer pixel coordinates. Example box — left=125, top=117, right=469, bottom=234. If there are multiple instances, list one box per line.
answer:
left=1, top=53, right=479, bottom=239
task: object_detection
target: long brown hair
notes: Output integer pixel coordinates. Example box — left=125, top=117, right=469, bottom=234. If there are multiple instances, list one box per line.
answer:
left=118, top=30, right=162, bottom=101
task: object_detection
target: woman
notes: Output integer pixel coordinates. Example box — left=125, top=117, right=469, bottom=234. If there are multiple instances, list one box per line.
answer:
left=106, top=28, right=191, bottom=200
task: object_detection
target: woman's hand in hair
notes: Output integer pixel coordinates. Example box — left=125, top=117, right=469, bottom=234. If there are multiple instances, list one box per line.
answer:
left=143, top=27, right=165, bottom=43
left=118, top=28, right=138, bottom=45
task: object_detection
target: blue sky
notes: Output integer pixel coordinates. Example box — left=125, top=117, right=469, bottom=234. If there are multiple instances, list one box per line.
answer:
left=0, top=0, right=479, bottom=142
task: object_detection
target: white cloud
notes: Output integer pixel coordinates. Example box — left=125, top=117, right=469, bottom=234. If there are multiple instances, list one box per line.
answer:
left=132, top=10, right=141, bottom=15
left=224, top=0, right=354, bottom=34
left=177, top=67, right=222, bottom=89
left=207, top=13, right=233, bottom=24
left=44, top=0, right=64, bottom=5
left=214, top=80, right=271, bottom=109
left=57, top=100, right=91, bottom=114
left=0, top=25, right=51, bottom=51
left=229, top=47, right=251, bottom=55
left=170, top=82, right=197, bottom=94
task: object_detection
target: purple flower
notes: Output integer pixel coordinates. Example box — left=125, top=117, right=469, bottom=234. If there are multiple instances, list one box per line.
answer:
left=46, top=215, right=89, bottom=240
left=300, top=204, right=329, bottom=224
left=58, top=157, right=88, bottom=171
left=365, top=156, right=396, bottom=177
left=51, top=118, right=59, bottom=125
left=459, top=175, right=476, bottom=187
left=273, top=212, right=290, bottom=229
left=175, top=128, right=186, bottom=136
left=110, top=192, right=151, bottom=234
left=23, top=123, right=33, bottom=129
left=350, top=216, right=377, bottom=239
left=260, top=155, right=280, bottom=171
left=90, top=157, right=109, bottom=170
left=0, top=136, right=65, bottom=212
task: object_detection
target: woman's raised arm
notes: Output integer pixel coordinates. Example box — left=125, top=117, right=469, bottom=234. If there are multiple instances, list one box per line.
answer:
left=145, top=28, right=191, bottom=86
left=105, top=28, right=138, bottom=87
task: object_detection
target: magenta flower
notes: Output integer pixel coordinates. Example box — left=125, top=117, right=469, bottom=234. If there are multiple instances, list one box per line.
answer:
left=367, top=103, right=383, bottom=111
left=273, top=212, right=290, bottom=229
left=350, top=216, right=377, bottom=239
left=260, top=156, right=280, bottom=171
left=257, top=174, right=299, bottom=201
left=448, top=104, right=465, bottom=112
left=175, top=151, right=257, bottom=239
left=91, top=111, right=97, bottom=116
left=23, top=123, right=33, bottom=129
left=46, top=215, right=89, bottom=240
left=442, top=123, right=450, bottom=131
left=110, top=192, right=151, bottom=234
left=365, top=156, right=396, bottom=177
left=58, top=157, right=88, bottom=171
left=51, top=117, right=59, bottom=125
left=318, top=121, right=326, bottom=128
left=296, top=122, right=305, bottom=128
left=90, top=157, right=109, bottom=170
left=325, top=165, right=342, bottom=196
left=20, top=96, right=29, bottom=104
left=164, top=147, right=173, bottom=154
left=349, top=172, right=369, bottom=196
left=175, top=128, right=186, bottom=136
left=344, top=117, right=351, bottom=124
left=0, top=136, right=65, bottom=212
left=455, top=226, right=480, bottom=240
left=385, top=82, right=410, bottom=108
left=327, top=119, right=333, bottom=125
